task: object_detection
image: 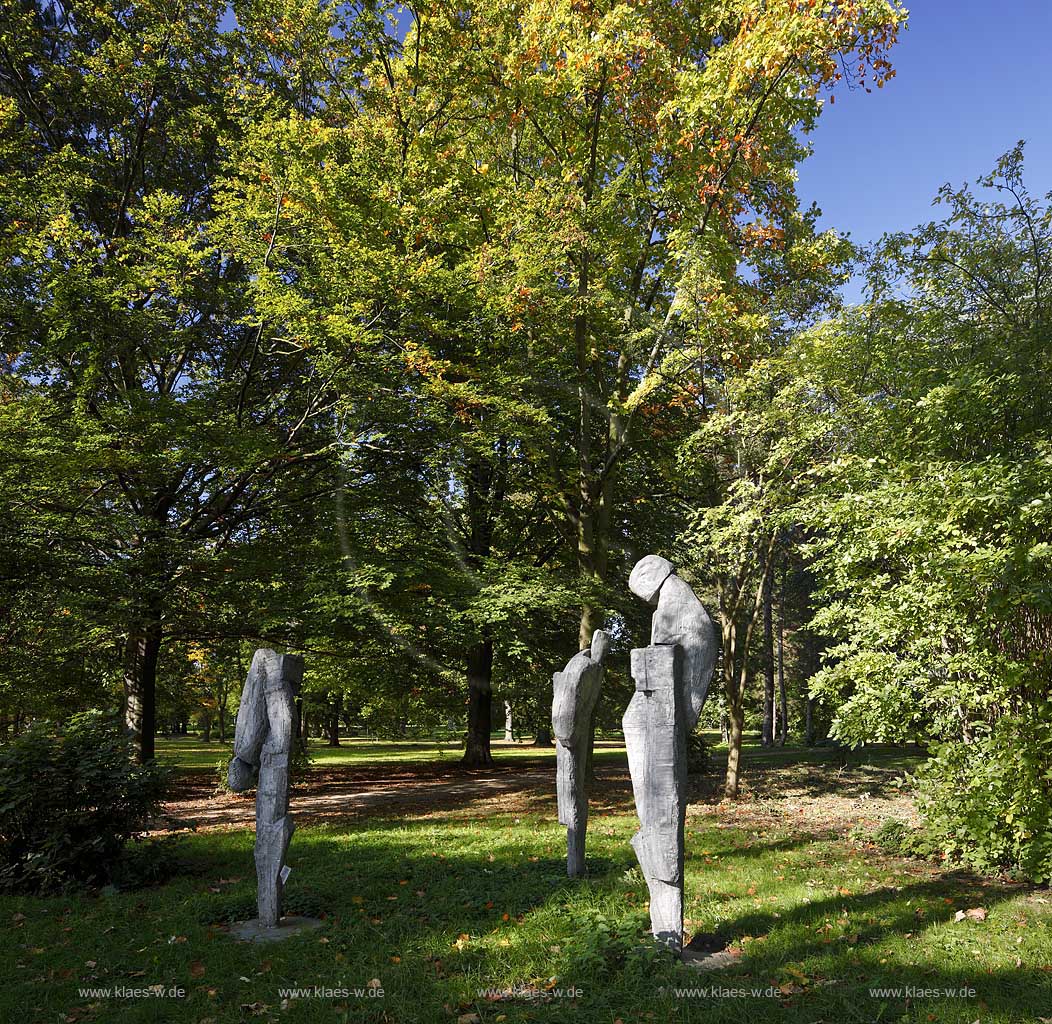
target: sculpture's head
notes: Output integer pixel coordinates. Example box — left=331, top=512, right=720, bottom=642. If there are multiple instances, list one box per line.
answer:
left=628, top=555, right=675, bottom=605
left=590, top=628, right=611, bottom=663
left=227, top=755, right=257, bottom=793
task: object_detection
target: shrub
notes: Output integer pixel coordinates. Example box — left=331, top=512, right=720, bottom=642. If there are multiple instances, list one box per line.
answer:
left=686, top=729, right=711, bottom=775
left=858, top=818, right=936, bottom=860
left=564, top=906, right=672, bottom=977
left=916, top=711, right=1052, bottom=883
left=0, top=711, right=168, bottom=893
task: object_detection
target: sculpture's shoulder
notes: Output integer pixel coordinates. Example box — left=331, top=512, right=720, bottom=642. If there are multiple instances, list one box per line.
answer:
left=559, top=648, right=595, bottom=681
left=656, top=575, right=710, bottom=627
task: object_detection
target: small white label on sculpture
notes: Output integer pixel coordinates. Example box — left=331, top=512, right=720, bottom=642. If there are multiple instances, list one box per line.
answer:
left=279, top=865, right=291, bottom=884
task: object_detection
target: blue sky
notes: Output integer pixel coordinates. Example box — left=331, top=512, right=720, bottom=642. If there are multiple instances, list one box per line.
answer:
left=796, top=0, right=1052, bottom=297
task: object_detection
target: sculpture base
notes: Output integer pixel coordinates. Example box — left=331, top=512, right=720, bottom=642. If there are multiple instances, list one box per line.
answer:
left=681, top=931, right=740, bottom=970
left=227, top=915, right=325, bottom=943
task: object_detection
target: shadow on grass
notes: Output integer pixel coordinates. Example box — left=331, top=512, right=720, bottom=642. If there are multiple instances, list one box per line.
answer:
left=15, top=803, right=1042, bottom=1023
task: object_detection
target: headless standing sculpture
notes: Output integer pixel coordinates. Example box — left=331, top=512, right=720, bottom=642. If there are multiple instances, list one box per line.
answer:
left=228, top=649, right=303, bottom=929
left=552, top=629, right=610, bottom=877
left=623, top=556, right=717, bottom=952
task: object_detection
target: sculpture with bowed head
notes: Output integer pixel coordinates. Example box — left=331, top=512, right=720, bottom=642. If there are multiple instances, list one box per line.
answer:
left=623, top=555, right=717, bottom=953
left=552, top=629, right=610, bottom=877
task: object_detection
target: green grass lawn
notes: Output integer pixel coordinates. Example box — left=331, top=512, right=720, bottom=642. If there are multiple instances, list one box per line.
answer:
left=4, top=743, right=1048, bottom=1023
left=154, top=734, right=582, bottom=771
left=154, top=731, right=925, bottom=775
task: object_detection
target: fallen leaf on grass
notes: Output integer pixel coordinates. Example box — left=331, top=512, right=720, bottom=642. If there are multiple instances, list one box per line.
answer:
left=190, top=961, right=205, bottom=978
left=457, top=1014, right=481, bottom=1024
left=954, top=907, right=987, bottom=923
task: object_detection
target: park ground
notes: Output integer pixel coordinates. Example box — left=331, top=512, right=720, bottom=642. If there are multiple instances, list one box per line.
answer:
left=2, top=736, right=1050, bottom=1023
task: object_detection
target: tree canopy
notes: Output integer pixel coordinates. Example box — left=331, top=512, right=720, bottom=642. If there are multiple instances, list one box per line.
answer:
left=5, top=1, right=1051, bottom=882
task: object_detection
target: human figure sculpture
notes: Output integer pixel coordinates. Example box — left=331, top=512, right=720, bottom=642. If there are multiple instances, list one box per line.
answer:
left=227, top=649, right=303, bottom=929
left=552, top=629, right=610, bottom=877
left=623, top=555, right=717, bottom=952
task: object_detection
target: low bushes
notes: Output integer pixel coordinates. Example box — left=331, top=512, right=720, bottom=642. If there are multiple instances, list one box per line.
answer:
left=0, top=711, right=168, bottom=892
left=917, top=713, right=1052, bottom=884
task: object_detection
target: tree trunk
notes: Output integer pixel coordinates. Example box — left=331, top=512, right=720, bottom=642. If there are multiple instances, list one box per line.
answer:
left=327, top=692, right=342, bottom=746
left=533, top=721, right=553, bottom=747
left=805, top=696, right=816, bottom=746
left=202, top=714, right=212, bottom=742
left=724, top=700, right=745, bottom=799
left=461, top=452, right=501, bottom=769
left=777, top=566, right=788, bottom=746
left=719, top=540, right=775, bottom=798
left=218, top=704, right=227, bottom=743
left=123, top=616, right=162, bottom=763
left=720, top=618, right=746, bottom=798
left=462, top=637, right=494, bottom=767
left=761, top=564, right=775, bottom=747
left=574, top=447, right=616, bottom=649
left=503, top=701, right=514, bottom=743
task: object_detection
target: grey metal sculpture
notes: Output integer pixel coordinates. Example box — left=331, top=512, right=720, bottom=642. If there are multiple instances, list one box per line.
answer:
left=623, top=555, right=717, bottom=952
left=227, top=649, right=303, bottom=929
left=552, top=629, right=609, bottom=877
